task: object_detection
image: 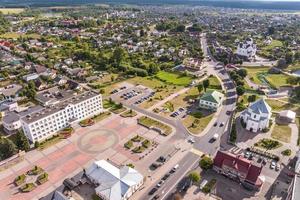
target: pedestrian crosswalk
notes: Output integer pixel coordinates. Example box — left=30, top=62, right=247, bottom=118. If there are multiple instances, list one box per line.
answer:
left=190, top=148, right=204, bottom=157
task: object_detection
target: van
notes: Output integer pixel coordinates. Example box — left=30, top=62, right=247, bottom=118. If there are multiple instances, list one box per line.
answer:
left=200, top=179, right=208, bottom=190
left=171, top=164, right=179, bottom=172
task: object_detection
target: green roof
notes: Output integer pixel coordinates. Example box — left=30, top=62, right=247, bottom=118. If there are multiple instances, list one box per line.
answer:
left=199, top=90, right=224, bottom=104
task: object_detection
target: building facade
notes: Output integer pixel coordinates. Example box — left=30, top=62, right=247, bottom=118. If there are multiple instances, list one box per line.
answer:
left=21, top=90, right=102, bottom=143
left=213, top=151, right=264, bottom=191
left=240, top=98, right=272, bottom=132
left=199, top=90, right=224, bottom=111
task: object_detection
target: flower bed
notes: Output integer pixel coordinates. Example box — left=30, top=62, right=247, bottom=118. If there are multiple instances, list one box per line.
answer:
left=37, top=172, right=48, bottom=184
left=20, top=183, right=36, bottom=193
left=254, top=138, right=282, bottom=150
left=138, top=116, right=172, bottom=136
left=132, top=146, right=145, bottom=153
left=131, top=135, right=144, bottom=142
left=120, top=109, right=137, bottom=118
left=124, top=140, right=133, bottom=149
left=142, top=139, right=151, bottom=148
left=27, top=166, right=43, bottom=175
left=79, top=118, right=95, bottom=127
left=59, top=127, right=74, bottom=138
left=202, top=179, right=217, bottom=194
left=14, top=174, right=26, bottom=186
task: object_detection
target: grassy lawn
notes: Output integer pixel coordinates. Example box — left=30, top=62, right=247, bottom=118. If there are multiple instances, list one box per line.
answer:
left=0, top=8, right=24, bottom=14
left=263, top=40, right=283, bottom=50
left=38, top=135, right=63, bottom=150
left=242, top=67, right=269, bottom=85
left=110, top=107, right=127, bottom=114
left=0, top=32, right=40, bottom=39
left=183, top=113, right=214, bottom=134
left=92, top=111, right=111, bottom=122
left=206, top=75, right=222, bottom=90
left=266, top=99, right=300, bottom=115
left=265, top=74, right=290, bottom=88
left=138, top=116, right=172, bottom=135
left=271, top=124, right=292, bottom=143
left=155, top=71, right=193, bottom=86
left=120, top=109, right=137, bottom=118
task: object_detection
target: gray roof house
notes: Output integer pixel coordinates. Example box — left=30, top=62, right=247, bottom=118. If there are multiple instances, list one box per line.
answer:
left=241, top=99, right=272, bottom=133
left=86, top=160, right=144, bottom=200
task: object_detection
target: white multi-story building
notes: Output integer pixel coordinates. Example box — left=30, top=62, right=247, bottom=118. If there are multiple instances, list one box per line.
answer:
left=240, top=99, right=272, bottom=132
left=237, top=38, right=257, bottom=59
left=20, top=90, right=103, bottom=143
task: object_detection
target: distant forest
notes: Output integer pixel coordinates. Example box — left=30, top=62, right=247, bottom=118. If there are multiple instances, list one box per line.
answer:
left=1, top=0, right=300, bottom=11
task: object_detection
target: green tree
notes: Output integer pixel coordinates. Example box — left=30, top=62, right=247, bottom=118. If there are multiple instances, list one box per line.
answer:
left=112, top=47, right=124, bottom=66
left=203, top=79, right=210, bottom=92
left=285, top=51, right=294, bottom=64
left=237, top=69, right=248, bottom=78
left=236, top=85, right=245, bottom=96
left=197, top=84, right=203, bottom=94
left=199, top=156, right=213, bottom=170
left=15, top=131, right=30, bottom=152
left=247, top=94, right=257, bottom=103
left=34, top=141, right=40, bottom=148
left=188, top=171, right=201, bottom=183
left=0, top=137, right=17, bottom=160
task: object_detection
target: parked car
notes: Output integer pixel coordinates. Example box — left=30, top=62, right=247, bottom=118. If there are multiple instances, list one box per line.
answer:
left=188, top=137, right=195, bottom=144
left=151, top=195, right=160, bottom=200
left=170, top=164, right=179, bottom=173
left=270, top=161, right=276, bottom=169
left=276, top=163, right=281, bottom=171
left=162, top=173, right=170, bottom=180
left=219, top=122, right=225, bottom=127
left=213, top=122, right=218, bottom=127
left=157, top=180, right=164, bottom=188
left=212, top=133, right=219, bottom=141
left=148, top=188, right=158, bottom=195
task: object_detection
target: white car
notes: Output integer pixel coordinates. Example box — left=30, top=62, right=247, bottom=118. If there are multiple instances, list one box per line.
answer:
left=270, top=161, right=276, bottom=169
left=188, top=137, right=195, bottom=144
left=212, top=134, right=219, bottom=140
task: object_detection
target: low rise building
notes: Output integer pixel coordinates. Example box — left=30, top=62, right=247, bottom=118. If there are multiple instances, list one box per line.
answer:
left=213, top=151, right=264, bottom=191
left=21, top=88, right=103, bottom=143
left=199, top=90, right=224, bottom=111
left=85, top=160, right=144, bottom=200
left=240, top=98, right=272, bottom=132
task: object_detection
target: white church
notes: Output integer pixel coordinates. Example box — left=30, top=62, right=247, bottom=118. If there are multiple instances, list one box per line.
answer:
left=236, top=38, right=257, bottom=59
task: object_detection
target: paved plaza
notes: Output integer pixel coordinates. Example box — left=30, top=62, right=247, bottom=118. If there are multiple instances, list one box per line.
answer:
left=0, top=112, right=172, bottom=200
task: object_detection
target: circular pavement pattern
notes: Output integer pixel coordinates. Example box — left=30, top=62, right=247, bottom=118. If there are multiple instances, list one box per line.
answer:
left=77, top=128, right=119, bottom=154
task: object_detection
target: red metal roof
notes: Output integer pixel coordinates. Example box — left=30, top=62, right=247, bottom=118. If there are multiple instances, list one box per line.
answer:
left=214, top=151, right=262, bottom=186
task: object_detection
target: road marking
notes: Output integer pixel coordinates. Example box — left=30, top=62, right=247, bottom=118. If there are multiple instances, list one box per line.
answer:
left=190, top=148, right=204, bottom=157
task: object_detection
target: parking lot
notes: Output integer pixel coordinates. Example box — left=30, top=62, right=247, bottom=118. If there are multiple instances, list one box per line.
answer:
left=110, top=82, right=155, bottom=106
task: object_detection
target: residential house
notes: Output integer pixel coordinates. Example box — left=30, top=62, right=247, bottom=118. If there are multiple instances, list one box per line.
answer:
left=0, top=84, right=23, bottom=100
left=240, top=98, right=272, bottom=132
left=213, top=151, right=264, bottom=191
left=199, top=90, right=224, bottom=111
left=23, top=73, right=39, bottom=82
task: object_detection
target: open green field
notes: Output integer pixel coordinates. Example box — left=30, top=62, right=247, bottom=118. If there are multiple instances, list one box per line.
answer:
left=263, top=40, right=283, bottom=50
left=183, top=113, right=214, bottom=134
left=265, top=74, right=290, bottom=88
left=155, top=71, right=193, bottom=86
left=206, top=75, right=222, bottom=90
left=0, top=32, right=40, bottom=39
left=242, top=67, right=269, bottom=85
left=0, top=8, right=24, bottom=14
left=271, top=124, right=291, bottom=143
left=266, top=99, right=300, bottom=115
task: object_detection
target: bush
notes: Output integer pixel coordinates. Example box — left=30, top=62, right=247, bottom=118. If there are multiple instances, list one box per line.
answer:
left=199, top=156, right=213, bottom=170
left=202, top=179, right=216, bottom=193
left=126, top=163, right=135, bottom=168
left=281, top=149, right=292, bottom=156
left=28, top=166, right=43, bottom=175
left=20, top=183, right=36, bottom=192
left=254, top=138, right=282, bottom=150
left=188, top=171, right=201, bottom=183
left=229, top=122, right=237, bottom=143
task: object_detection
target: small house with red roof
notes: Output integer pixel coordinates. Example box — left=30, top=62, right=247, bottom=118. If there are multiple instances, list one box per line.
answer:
left=213, top=151, right=264, bottom=191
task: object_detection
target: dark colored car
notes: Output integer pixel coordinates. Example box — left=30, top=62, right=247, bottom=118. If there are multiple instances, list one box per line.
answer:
left=148, top=187, right=158, bottom=195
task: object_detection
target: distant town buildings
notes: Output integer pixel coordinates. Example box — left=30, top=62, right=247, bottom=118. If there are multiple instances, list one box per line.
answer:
left=236, top=38, right=257, bottom=59
left=85, top=160, right=144, bottom=200
left=240, top=98, right=272, bottom=132
left=199, top=90, right=224, bottom=111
